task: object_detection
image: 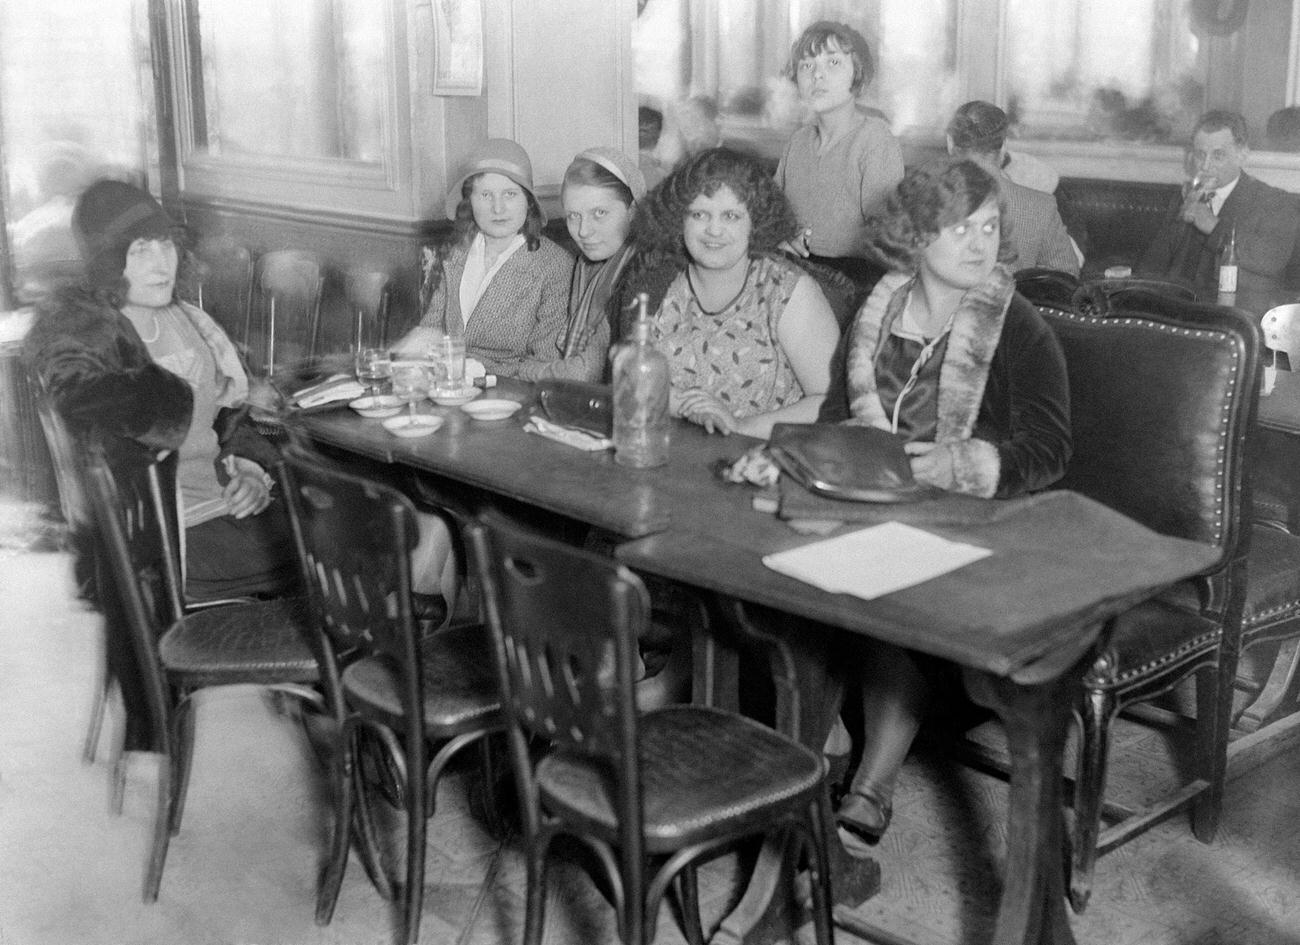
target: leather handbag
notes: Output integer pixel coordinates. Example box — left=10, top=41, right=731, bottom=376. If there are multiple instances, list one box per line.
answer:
left=535, top=380, right=612, bottom=438
left=767, top=422, right=933, bottom=503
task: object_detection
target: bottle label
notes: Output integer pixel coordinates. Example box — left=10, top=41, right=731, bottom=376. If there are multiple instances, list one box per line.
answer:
left=1218, top=264, right=1238, bottom=294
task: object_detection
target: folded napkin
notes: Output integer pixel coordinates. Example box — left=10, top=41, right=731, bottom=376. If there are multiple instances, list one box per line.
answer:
left=293, top=374, right=366, bottom=409
left=523, top=416, right=613, bottom=451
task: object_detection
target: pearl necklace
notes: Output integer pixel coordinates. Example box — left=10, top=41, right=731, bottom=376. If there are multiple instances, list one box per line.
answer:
left=124, top=305, right=163, bottom=344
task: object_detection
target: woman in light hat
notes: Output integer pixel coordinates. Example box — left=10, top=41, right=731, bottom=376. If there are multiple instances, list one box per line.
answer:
left=537, top=146, right=648, bottom=382
left=396, top=138, right=572, bottom=377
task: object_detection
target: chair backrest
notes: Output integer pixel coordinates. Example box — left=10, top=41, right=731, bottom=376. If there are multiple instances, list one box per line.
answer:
left=468, top=509, right=646, bottom=781
left=25, top=362, right=89, bottom=531
left=251, top=250, right=324, bottom=377
left=1039, top=289, right=1260, bottom=603
left=345, top=269, right=393, bottom=351
left=83, top=450, right=185, bottom=753
left=276, top=443, right=420, bottom=667
left=1015, top=267, right=1081, bottom=310
left=193, top=234, right=255, bottom=353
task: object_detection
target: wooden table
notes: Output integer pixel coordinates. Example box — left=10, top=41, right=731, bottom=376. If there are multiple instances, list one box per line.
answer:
left=297, top=388, right=1217, bottom=945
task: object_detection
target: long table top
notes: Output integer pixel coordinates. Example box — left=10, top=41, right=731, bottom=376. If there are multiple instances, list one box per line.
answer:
left=298, top=381, right=1218, bottom=681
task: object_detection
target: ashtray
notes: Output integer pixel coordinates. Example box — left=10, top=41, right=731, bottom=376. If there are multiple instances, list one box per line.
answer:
left=349, top=394, right=404, bottom=419
left=461, top=398, right=522, bottom=422
left=381, top=414, right=444, bottom=438
left=431, top=386, right=481, bottom=407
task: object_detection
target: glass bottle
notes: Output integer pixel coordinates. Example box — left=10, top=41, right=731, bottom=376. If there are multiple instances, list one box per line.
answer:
left=1218, top=225, right=1238, bottom=295
left=612, top=292, right=670, bottom=468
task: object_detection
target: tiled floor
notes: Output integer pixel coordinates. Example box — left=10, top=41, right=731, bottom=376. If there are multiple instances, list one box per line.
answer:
left=2, top=496, right=1299, bottom=945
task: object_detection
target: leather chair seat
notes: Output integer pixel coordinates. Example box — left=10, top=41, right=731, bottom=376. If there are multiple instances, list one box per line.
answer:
left=1098, top=591, right=1222, bottom=690
left=342, top=622, right=500, bottom=731
left=1242, top=524, right=1300, bottom=645
left=159, top=597, right=317, bottom=688
left=538, top=705, right=824, bottom=852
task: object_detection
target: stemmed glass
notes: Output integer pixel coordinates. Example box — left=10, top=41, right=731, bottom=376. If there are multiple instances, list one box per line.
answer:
left=390, top=363, right=430, bottom=427
left=354, top=347, right=392, bottom=397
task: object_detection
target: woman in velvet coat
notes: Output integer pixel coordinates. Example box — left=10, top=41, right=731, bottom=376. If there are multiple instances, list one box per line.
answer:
left=824, top=158, right=1072, bottom=842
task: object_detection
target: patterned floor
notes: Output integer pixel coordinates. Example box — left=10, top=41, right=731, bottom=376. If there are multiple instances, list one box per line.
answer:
left=2, top=498, right=1298, bottom=945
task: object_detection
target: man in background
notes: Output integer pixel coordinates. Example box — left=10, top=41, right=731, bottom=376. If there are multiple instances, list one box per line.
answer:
left=1140, top=109, right=1300, bottom=312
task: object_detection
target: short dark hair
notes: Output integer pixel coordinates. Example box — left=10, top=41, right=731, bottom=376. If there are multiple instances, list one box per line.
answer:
left=1194, top=110, right=1249, bottom=148
left=562, top=157, right=635, bottom=208
left=866, top=158, right=1015, bottom=272
left=638, top=106, right=663, bottom=150
left=452, top=171, right=545, bottom=251
left=947, top=101, right=1009, bottom=156
left=1266, top=106, right=1300, bottom=151
left=788, top=21, right=875, bottom=93
left=631, top=147, right=797, bottom=270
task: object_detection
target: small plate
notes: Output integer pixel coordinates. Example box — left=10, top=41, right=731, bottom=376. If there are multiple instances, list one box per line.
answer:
left=431, top=386, right=482, bottom=407
left=382, top=414, right=444, bottom=438
left=349, top=394, right=404, bottom=419
left=461, top=398, right=522, bottom=422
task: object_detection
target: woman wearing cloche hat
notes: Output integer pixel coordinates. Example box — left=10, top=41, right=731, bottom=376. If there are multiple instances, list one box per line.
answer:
left=394, top=138, right=572, bottom=377
left=24, top=178, right=297, bottom=603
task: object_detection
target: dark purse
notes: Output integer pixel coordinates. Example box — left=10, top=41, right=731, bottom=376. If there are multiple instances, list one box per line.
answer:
left=767, top=422, right=934, bottom=503
left=535, top=380, right=612, bottom=438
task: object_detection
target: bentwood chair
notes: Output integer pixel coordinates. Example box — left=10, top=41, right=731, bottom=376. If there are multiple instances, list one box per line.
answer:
left=193, top=234, right=255, bottom=356
left=1036, top=289, right=1261, bottom=911
left=251, top=249, right=324, bottom=378
left=83, top=449, right=321, bottom=902
left=346, top=269, right=393, bottom=352
left=468, top=511, right=835, bottom=945
left=277, top=444, right=502, bottom=945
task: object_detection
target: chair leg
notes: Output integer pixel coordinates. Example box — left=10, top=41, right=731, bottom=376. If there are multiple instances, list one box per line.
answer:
left=349, top=735, right=396, bottom=902
left=168, top=694, right=197, bottom=835
left=316, top=719, right=355, bottom=926
left=1237, top=637, right=1300, bottom=733
left=1069, top=682, right=1115, bottom=914
left=403, top=742, right=428, bottom=945
left=522, top=836, right=551, bottom=945
left=805, top=793, right=837, bottom=945
left=1193, top=654, right=1236, bottom=842
left=143, top=748, right=174, bottom=902
left=83, top=668, right=110, bottom=764
left=673, top=864, right=706, bottom=945
left=110, top=742, right=129, bottom=816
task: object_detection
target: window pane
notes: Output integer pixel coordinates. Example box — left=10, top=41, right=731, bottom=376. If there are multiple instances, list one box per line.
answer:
left=0, top=0, right=147, bottom=303
left=195, top=0, right=386, bottom=162
left=1004, top=0, right=1200, bottom=143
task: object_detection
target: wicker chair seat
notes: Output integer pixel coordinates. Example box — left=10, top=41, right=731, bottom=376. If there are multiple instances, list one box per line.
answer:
left=539, top=704, right=825, bottom=850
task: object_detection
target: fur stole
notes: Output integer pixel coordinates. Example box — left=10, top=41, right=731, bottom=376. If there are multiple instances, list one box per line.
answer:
left=845, top=264, right=1014, bottom=497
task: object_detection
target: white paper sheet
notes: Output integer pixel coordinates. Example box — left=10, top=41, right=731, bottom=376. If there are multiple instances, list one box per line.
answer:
left=762, top=521, right=991, bottom=600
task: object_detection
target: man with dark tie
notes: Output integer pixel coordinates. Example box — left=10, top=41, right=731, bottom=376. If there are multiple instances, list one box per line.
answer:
left=1140, top=110, right=1300, bottom=312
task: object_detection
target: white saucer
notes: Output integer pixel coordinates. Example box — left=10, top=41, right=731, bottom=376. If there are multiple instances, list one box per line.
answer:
left=431, top=386, right=482, bottom=407
left=461, top=398, right=522, bottom=422
left=382, top=414, right=444, bottom=438
left=349, top=394, right=404, bottom=419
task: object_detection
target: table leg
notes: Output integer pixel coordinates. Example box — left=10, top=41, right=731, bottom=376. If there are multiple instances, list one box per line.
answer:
left=961, top=667, right=1077, bottom=945
left=701, top=599, right=880, bottom=945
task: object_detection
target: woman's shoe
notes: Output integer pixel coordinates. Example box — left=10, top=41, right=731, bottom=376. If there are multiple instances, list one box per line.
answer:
left=836, top=784, right=892, bottom=843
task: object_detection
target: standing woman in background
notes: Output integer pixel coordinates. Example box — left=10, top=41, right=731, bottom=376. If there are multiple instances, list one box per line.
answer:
left=395, top=138, right=571, bottom=377
left=776, top=20, right=904, bottom=289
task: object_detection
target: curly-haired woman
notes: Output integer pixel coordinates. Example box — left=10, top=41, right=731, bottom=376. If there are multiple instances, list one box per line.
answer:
left=824, top=158, right=1072, bottom=843
left=626, top=147, right=840, bottom=438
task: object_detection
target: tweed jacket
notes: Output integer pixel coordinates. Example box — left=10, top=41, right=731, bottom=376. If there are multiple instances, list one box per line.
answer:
left=819, top=267, right=1072, bottom=499
left=419, top=235, right=573, bottom=377
left=1004, top=178, right=1080, bottom=275
left=1139, top=172, right=1300, bottom=304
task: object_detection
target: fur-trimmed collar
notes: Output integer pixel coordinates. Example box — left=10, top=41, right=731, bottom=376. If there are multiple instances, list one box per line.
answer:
left=845, top=264, right=1014, bottom=496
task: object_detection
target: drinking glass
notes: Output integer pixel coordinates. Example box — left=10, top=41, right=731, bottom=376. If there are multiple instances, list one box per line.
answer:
left=390, top=363, right=430, bottom=424
left=437, top=334, right=467, bottom=395
left=355, top=347, right=392, bottom=395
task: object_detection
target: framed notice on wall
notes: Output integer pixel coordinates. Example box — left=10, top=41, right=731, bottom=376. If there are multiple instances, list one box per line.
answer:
left=432, top=0, right=484, bottom=96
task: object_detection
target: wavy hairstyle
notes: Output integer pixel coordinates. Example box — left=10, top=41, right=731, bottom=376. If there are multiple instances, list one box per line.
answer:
left=631, top=147, right=797, bottom=271
left=865, top=158, right=1015, bottom=272
left=451, top=172, right=545, bottom=251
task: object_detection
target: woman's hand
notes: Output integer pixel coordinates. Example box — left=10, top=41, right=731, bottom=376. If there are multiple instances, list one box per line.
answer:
left=677, top=388, right=740, bottom=435
left=223, top=456, right=272, bottom=519
left=906, top=441, right=956, bottom=491
left=778, top=227, right=813, bottom=259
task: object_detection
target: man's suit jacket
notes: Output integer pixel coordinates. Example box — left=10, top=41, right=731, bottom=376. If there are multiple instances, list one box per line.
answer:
left=1139, top=172, right=1300, bottom=306
left=1003, top=178, right=1080, bottom=275
left=422, top=235, right=573, bottom=375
